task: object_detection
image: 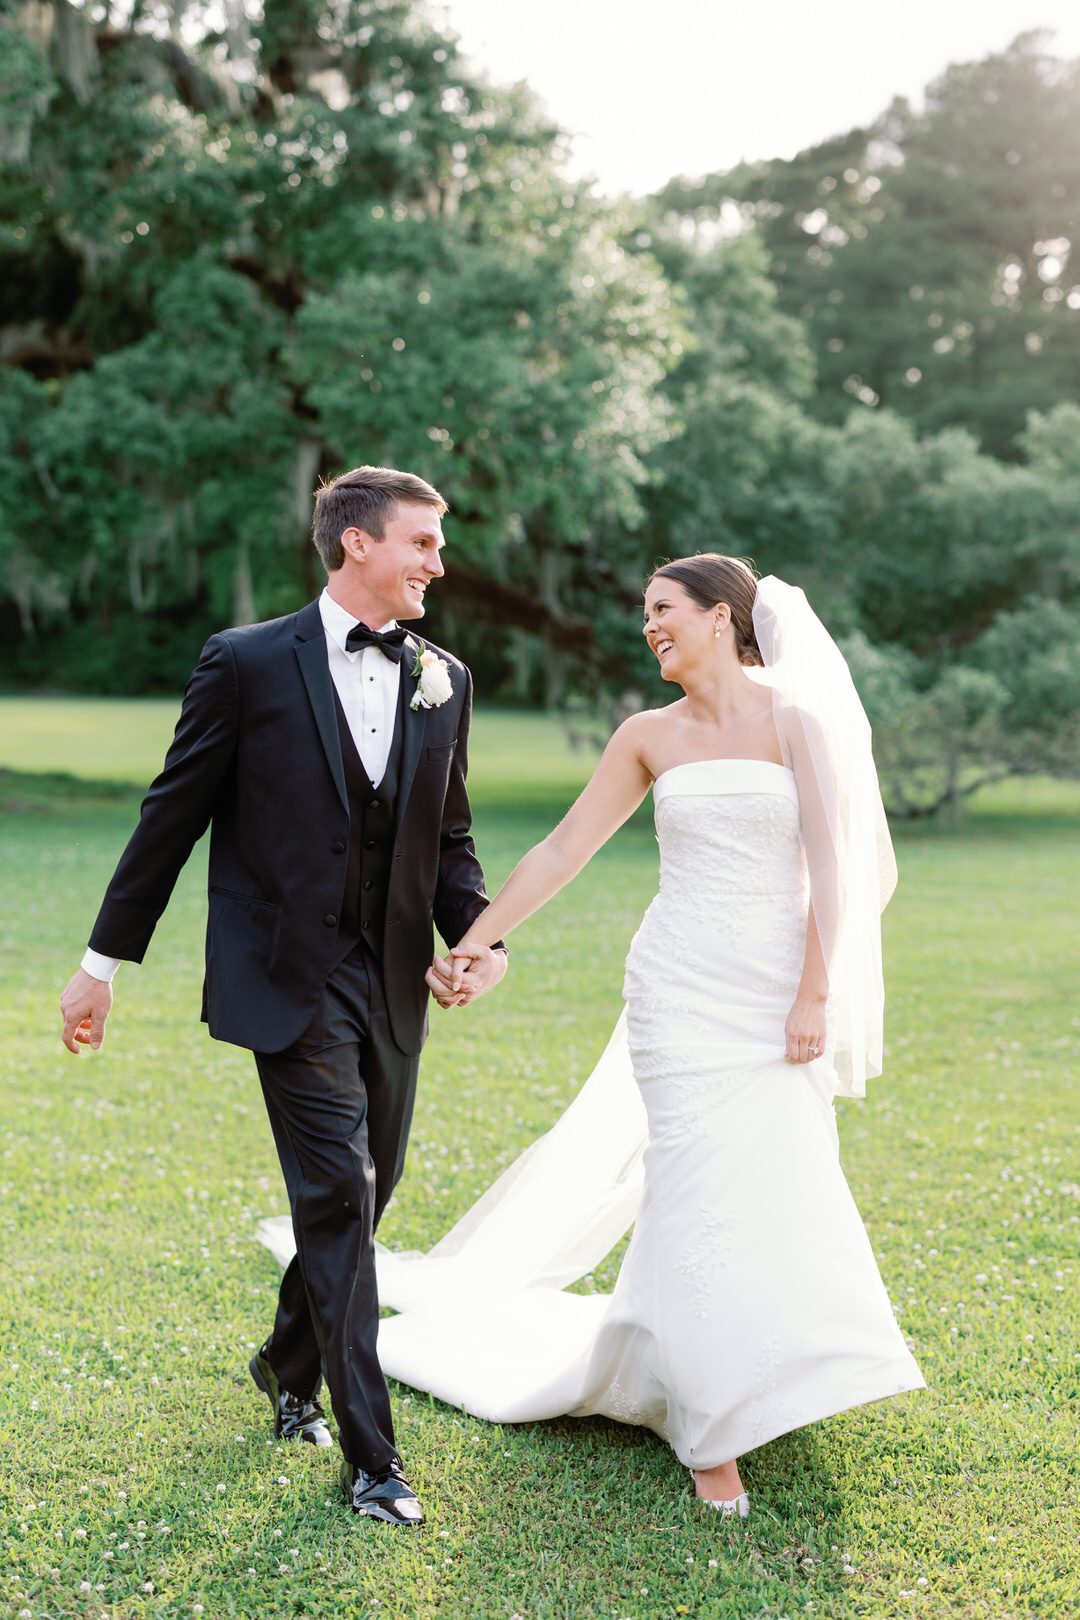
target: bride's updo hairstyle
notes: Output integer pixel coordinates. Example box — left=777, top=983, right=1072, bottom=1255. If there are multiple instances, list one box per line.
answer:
left=649, top=554, right=764, bottom=667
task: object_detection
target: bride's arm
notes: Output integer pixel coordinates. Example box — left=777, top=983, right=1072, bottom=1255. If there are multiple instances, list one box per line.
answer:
left=777, top=701, right=835, bottom=1063
left=446, top=717, right=653, bottom=982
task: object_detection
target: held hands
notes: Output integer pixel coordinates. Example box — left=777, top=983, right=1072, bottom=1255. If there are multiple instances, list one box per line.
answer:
left=60, top=968, right=113, bottom=1054
left=785, top=987, right=827, bottom=1065
left=425, top=943, right=508, bottom=1011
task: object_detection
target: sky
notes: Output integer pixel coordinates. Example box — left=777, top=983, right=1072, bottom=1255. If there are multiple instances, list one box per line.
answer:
left=436, top=0, right=1080, bottom=195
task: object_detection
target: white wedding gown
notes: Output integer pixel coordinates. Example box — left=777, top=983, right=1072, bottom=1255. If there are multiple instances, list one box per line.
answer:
left=258, top=759, right=924, bottom=1468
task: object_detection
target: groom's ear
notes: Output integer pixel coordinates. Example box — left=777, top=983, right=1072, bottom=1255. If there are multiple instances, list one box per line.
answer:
left=340, top=525, right=377, bottom=563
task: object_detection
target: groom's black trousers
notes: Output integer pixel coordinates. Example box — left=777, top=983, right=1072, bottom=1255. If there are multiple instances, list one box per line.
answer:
left=254, top=942, right=420, bottom=1472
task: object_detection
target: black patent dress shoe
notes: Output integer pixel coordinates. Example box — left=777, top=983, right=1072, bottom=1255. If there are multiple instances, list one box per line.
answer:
left=249, top=1344, right=333, bottom=1448
left=340, top=1457, right=424, bottom=1527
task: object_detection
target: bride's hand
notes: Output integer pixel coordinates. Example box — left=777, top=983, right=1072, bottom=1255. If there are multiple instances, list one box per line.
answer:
left=448, top=942, right=508, bottom=998
left=425, top=953, right=471, bottom=1009
left=784, top=990, right=826, bottom=1065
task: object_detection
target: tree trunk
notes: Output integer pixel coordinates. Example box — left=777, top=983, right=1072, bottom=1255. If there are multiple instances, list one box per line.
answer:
left=233, top=538, right=255, bottom=625
left=49, top=0, right=100, bottom=105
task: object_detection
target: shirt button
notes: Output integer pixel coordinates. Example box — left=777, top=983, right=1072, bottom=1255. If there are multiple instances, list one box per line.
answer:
left=323, top=913, right=337, bottom=927
left=331, top=840, right=345, bottom=854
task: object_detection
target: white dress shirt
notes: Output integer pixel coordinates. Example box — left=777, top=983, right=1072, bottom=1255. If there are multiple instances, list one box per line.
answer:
left=82, top=589, right=403, bottom=984
left=318, top=587, right=402, bottom=787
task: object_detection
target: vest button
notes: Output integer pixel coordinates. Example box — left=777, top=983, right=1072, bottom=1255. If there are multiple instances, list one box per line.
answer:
left=363, top=879, right=374, bottom=891
left=323, top=913, right=337, bottom=927
left=369, top=799, right=381, bottom=811
left=331, top=840, right=345, bottom=854
left=361, top=919, right=370, bottom=931
left=364, top=839, right=376, bottom=849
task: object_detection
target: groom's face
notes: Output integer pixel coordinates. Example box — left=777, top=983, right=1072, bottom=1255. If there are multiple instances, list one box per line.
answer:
left=348, top=501, right=446, bottom=624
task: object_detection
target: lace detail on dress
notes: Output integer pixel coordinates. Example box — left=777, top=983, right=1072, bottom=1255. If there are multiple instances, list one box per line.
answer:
left=747, top=1336, right=800, bottom=1448
left=669, top=1064, right=754, bottom=1142
left=624, top=789, right=809, bottom=1007
left=605, top=1375, right=647, bottom=1423
left=677, top=1206, right=737, bottom=1319
left=655, top=792, right=804, bottom=904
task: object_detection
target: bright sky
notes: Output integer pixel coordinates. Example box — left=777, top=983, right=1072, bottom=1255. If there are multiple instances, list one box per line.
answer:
left=437, top=0, right=1080, bottom=195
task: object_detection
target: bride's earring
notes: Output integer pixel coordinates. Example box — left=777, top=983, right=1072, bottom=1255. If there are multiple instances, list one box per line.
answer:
left=713, top=623, right=722, bottom=638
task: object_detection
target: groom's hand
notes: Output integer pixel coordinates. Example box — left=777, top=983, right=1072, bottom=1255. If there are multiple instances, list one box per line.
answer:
left=425, top=946, right=508, bottom=1009
left=426, top=953, right=471, bottom=1009
left=60, top=968, right=113, bottom=1054
left=447, top=943, right=508, bottom=998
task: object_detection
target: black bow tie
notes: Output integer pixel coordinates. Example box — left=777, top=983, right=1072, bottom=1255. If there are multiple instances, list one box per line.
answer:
left=345, top=622, right=409, bottom=663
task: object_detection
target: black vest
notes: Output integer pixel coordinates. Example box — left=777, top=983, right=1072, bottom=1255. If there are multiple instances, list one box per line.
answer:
left=333, top=674, right=406, bottom=960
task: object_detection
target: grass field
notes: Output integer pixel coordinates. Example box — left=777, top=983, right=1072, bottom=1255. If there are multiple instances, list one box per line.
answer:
left=1, top=697, right=1077, bottom=1620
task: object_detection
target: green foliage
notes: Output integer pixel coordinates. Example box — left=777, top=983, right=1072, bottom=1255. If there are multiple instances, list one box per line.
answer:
left=660, top=33, right=1080, bottom=458
left=0, top=8, right=1077, bottom=807
left=825, top=409, right=1048, bottom=648
left=846, top=591, right=1080, bottom=817
left=0, top=0, right=679, bottom=697
left=846, top=634, right=1011, bottom=817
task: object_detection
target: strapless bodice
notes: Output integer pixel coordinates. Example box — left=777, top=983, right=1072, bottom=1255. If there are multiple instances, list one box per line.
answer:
left=651, top=759, right=804, bottom=905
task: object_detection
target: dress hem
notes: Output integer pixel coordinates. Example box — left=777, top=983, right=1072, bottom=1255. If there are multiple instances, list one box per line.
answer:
left=668, top=1356, right=927, bottom=1470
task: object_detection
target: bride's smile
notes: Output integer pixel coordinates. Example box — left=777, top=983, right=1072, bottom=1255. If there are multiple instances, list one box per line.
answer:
left=643, top=577, right=732, bottom=682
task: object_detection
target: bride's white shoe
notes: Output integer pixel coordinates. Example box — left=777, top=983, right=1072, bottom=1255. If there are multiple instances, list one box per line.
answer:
left=702, top=1492, right=750, bottom=1517
left=691, top=1471, right=750, bottom=1517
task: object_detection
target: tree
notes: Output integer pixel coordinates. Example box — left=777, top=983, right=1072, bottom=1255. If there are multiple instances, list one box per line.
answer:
left=654, top=33, right=1080, bottom=458
left=0, top=0, right=680, bottom=694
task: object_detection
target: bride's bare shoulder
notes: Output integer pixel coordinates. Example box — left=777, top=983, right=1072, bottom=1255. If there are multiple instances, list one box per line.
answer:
left=609, top=702, right=685, bottom=773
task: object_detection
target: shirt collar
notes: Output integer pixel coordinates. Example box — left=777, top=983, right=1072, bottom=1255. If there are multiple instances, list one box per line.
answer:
left=319, top=587, right=398, bottom=657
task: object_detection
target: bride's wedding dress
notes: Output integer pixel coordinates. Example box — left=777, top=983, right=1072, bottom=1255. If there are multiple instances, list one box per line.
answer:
left=258, top=757, right=924, bottom=1468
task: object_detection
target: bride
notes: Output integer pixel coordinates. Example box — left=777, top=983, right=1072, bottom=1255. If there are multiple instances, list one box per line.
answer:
left=260, top=555, right=925, bottom=1516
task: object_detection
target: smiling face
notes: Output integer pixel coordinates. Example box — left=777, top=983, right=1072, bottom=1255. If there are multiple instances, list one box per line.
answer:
left=340, top=500, right=446, bottom=624
left=642, top=577, right=727, bottom=683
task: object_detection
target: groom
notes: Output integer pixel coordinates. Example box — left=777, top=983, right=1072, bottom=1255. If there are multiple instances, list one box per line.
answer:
left=59, top=465, right=507, bottom=1527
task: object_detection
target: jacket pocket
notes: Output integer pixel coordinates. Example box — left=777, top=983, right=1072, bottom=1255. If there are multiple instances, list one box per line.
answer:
left=209, top=885, right=279, bottom=912
left=426, top=742, right=455, bottom=759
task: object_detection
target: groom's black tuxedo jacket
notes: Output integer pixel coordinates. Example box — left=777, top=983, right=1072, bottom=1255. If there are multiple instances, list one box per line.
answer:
left=89, top=598, right=492, bottom=1056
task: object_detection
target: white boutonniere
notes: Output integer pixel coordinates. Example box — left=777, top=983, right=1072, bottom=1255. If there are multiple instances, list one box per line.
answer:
left=410, top=641, right=454, bottom=711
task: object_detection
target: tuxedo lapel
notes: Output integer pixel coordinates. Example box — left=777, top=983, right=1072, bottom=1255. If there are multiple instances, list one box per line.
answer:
left=396, top=634, right=426, bottom=817
left=294, top=600, right=348, bottom=814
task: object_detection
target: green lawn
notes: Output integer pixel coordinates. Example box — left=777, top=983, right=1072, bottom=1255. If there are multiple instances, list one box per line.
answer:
left=1, top=699, right=1077, bottom=1620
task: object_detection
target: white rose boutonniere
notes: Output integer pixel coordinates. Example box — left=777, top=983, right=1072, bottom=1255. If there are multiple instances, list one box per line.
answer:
left=410, top=642, right=454, bottom=711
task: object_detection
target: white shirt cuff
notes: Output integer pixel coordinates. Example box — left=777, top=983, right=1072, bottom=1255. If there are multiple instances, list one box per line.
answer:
left=82, top=948, right=121, bottom=983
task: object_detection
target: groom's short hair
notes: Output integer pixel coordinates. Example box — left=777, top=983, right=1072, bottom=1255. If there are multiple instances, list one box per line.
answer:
left=312, top=465, right=448, bottom=571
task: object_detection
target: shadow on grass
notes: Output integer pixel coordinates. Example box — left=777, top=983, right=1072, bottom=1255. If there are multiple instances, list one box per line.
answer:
left=0, top=765, right=141, bottom=813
